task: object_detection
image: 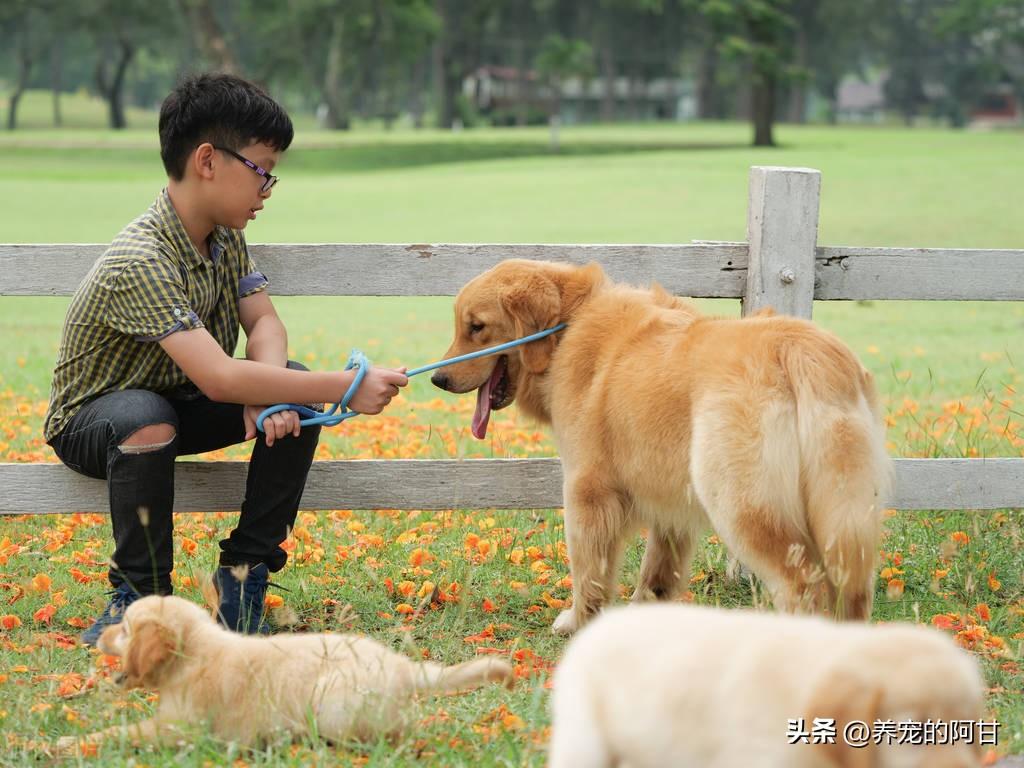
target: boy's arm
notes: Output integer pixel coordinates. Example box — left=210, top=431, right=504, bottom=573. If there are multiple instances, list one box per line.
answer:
left=238, top=290, right=294, bottom=443
left=238, top=290, right=288, bottom=368
left=158, top=329, right=408, bottom=412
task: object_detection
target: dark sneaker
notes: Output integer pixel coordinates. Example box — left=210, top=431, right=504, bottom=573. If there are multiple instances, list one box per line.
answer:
left=81, top=583, right=140, bottom=647
left=213, top=563, right=271, bottom=634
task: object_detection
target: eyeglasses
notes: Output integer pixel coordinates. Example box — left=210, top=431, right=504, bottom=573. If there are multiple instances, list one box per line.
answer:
left=213, top=146, right=278, bottom=193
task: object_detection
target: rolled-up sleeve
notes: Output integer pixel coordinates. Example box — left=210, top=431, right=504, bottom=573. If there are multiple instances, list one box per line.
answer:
left=237, top=234, right=269, bottom=298
left=105, top=257, right=204, bottom=342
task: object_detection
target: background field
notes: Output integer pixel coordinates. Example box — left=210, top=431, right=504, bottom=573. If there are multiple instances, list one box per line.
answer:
left=0, top=93, right=1020, bottom=765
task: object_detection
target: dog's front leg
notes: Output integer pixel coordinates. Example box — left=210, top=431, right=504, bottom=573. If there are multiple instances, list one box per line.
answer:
left=553, top=479, right=626, bottom=636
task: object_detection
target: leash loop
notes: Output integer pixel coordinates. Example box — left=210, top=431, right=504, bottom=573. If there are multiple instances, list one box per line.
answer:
left=256, top=324, right=566, bottom=432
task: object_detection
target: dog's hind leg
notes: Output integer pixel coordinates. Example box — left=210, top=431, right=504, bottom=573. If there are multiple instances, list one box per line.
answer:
left=553, top=476, right=628, bottom=636
left=633, top=527, right=694, bottom=602
left=690, top=400, right=826, bottom=614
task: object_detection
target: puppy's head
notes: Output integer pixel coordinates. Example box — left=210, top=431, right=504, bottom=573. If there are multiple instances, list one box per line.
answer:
left=806, top=626, right=985, bottom=768
left=98, top=595, right=213, bottom=689
left=431, top=259, right=604, bottom=438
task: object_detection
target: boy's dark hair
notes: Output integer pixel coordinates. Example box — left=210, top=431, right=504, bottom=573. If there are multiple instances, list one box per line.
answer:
left=159, top=73, right=294, bottom=180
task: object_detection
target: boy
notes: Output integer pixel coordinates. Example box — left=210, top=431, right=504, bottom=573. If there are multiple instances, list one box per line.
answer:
left=43, top=73, right=408, bottom=645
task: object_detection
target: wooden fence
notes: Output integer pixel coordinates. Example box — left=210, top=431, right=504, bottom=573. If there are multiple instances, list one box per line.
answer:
left=1, top=166, right=1021, bottom=515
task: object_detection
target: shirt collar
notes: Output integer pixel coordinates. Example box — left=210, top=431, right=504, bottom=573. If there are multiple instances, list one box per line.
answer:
left=155, top=189, right=229, bottom=269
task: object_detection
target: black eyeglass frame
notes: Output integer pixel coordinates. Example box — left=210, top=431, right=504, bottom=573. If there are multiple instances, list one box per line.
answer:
left=213, top=145, right=278, bottom=193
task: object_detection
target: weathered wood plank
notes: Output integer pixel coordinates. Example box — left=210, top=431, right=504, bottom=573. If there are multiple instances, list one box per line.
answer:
left=1, top=458, right=1021, bottom=514
left=0, top=243, right=748, bottom=297
left=5, top=243, right=1022, bottom=301
left=744, top=166, right=820, bottom=318
left=815, top=247, right=1024, bottom=301
left=0, top=459, right=565, bottom=514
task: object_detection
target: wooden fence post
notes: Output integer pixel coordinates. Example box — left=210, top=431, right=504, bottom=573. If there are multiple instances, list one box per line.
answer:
left=744, top=166, right=821, bottom=319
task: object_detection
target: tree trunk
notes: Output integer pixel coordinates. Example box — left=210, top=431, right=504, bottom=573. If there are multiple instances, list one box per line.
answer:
left=108, top=40, right=136, bottom=130
left=176, top=0, right=240, bottom=74
left=322, top=13, right=350, bottom=130
left=51, top=40, right=64, bottom=127
left=7, top=26, right=34, bottom=131
left=752, top=73, right=776, bottom=146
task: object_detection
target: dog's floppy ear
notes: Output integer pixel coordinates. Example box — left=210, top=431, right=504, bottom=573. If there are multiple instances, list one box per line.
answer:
left=501, top=278, right=561, bottom=374
left=804, top=668, right=882, bottom=768
left=122, top=621, right=176, bottom=688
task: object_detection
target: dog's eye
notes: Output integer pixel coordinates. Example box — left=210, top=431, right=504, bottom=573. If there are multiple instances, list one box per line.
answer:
left=469, top=322, right=485, bottom=334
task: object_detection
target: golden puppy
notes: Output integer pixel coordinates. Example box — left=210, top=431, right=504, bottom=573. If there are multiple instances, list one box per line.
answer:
left=432, top=260, right=891, bottom=633
left=549, top=604, right=986, bottom=768
left=58, top=595, right=512, bottom=751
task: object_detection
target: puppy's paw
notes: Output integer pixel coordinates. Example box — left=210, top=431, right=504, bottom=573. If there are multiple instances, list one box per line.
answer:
left=552, top=608, right=579, bottom=636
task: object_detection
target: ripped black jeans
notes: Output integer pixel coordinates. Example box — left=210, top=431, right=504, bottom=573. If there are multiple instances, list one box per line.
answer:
left=48, top=363, right=321, bottom=595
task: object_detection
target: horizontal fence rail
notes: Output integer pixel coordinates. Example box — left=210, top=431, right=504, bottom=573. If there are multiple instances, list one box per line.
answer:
left=2, top=243, right=1023, bottom=300
left=1, top=167, right=1021, bottom=515
left=1, top=458, right=1022, bottom=515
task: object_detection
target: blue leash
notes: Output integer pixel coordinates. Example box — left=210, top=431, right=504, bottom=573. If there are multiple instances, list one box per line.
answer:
left=256, top=323, right=567, bottom=432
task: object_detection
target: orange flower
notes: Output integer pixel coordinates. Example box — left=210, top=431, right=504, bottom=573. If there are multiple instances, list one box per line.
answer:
left=950, top=531, right=970, bottom=546
left=975, top=603, right=992, bottom=622
left=395, top=603, right=415, bottom=615
left=397, top=580, right=416, bottom=597
left=408, top=548, right=434, bottom=567
left=264, top=594, right=284, bottom=609
left=988, top=572, right=1001, bottom=591
left=30, top=573, right=52, bottom=592
left=482, top=598, right=496, bottom=613
left=0, top=615, right=21, bottom=630
left=180, top=538, right=198, bottom=556
left=33, top=604, right=57, bottom=624
left=886, top=579, right=905, bottom=599
left=56, top=673, right=86, bottom=698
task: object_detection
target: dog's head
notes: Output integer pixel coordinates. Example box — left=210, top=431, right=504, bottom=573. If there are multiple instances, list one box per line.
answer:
left=805, top=626, right=985, bottom=768
left=97, top=595, right=214, bottom=689
left=431, top=259, right=605, bottom=438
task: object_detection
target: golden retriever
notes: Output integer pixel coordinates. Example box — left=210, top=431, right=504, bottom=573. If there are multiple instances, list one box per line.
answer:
left=549, top=604, right=986, bottom=768
left=57, top=595, right=512, bottom=752
left=432, top=260, right=891, bottom=633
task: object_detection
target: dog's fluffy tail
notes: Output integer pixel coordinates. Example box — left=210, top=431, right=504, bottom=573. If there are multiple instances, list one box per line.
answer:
left=782, top=333, right=893, bottom=620
left=415, top=657, right=514, bottom=695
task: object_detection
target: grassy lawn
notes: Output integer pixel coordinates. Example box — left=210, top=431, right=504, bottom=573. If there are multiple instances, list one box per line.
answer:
left=0, top=93, right=1020, bottom=764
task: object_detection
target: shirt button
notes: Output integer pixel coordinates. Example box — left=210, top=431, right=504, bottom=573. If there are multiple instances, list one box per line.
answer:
left=174, top=308, right=182, bottom=317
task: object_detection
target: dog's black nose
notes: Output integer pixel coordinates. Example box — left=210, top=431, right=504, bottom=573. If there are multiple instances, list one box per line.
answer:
left=431, top=372, right=450, bottom=391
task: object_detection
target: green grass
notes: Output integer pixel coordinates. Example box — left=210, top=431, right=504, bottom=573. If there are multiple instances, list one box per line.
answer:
left=0, top=99, right=1021, bottom=764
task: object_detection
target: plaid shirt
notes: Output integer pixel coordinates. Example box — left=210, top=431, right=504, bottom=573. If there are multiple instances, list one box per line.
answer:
left=44, top=189, right=268, bottom=442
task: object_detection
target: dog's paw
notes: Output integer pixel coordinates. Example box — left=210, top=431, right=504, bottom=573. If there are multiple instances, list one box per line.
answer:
left=552, top=608, right=579, bottom=636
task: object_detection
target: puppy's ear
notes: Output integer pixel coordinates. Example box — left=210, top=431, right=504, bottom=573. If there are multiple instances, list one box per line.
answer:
left=502, top=278, right=561, bottom=374
left=804, top=668, right=882, bottom=768
left=122, top=621, right=175, bottom=688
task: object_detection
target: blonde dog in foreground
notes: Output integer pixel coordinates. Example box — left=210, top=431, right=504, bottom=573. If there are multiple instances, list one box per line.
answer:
left=58, top=595, right=512, bottom=752
left=549, top=604, right=986, bottom=768
left=433, top=260, right=892, bottom=633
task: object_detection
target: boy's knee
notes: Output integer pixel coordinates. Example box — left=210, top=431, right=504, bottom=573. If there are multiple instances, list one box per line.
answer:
left=118, top=423, right=177, bottom=453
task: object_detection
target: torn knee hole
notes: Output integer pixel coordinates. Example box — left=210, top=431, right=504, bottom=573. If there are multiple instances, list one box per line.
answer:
left=118, top=437, right=175, bottom=454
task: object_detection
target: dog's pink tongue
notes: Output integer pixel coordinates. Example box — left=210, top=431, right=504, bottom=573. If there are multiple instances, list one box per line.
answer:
left=471, top=360, right=504, bottom=439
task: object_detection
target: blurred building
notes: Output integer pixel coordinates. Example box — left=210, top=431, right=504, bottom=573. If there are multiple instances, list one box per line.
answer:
left=463, top=65, right=696, bottom=125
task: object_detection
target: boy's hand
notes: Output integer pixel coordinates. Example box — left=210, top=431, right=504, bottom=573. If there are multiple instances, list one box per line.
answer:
left=244, top=404, right=301, bottom=447
left=349, top=366, right=409, bottom=414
